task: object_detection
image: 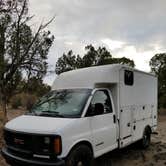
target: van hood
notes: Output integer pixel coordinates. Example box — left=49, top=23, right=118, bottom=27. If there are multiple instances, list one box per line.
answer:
left=5, top=115, right=77, bottom=135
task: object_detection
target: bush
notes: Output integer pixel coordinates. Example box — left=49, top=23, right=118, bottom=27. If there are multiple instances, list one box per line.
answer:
left=10, top=95, right=22, bottom=109
left=159, top=95, right=166, bottom=108
left=21, top=93, right=37, bottom=110
left=10, top=93, right=38, bottom=110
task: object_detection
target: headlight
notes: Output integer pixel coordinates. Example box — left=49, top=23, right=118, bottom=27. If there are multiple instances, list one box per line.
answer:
left=44, top=137, right=50, bottom=144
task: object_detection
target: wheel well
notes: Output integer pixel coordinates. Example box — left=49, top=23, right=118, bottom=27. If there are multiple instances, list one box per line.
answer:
left=68, top=141, right=94, bottom=157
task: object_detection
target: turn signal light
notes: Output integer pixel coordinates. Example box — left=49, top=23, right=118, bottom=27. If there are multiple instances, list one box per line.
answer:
left=54, top=137, right=62, bottom=155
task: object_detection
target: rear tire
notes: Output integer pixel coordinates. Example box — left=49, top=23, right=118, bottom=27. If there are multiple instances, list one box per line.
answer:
left=141, top=128, right=151, bottom=148
left=66, top=145, right=93, bottom=166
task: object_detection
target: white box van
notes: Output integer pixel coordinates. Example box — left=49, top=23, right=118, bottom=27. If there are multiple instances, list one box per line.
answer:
left=2, top=64, right=158, bottom=166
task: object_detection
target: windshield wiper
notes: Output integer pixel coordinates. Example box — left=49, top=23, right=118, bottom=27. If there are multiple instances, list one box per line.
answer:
left=38, top=111, right=65, bottom=117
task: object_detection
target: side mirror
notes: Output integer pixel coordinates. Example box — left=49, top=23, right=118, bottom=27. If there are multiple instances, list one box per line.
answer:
left=86, top=103, right=104, bottom=117
left=94, top=103, right=104, bottom=115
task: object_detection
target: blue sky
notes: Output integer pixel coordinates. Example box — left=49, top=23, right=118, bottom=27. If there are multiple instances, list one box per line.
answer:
left=29, top=0, right=166, bottom=85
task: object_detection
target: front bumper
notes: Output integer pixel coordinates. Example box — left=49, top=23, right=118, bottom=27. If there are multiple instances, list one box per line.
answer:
left=1, top=147, right=65, bottom=166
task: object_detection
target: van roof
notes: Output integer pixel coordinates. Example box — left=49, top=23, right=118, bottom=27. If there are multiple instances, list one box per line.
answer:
left=52, top=64, right=156, bottom=90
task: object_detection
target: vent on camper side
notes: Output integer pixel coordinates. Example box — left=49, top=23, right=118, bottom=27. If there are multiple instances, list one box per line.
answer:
left=124, top=70, right=134, bottom=86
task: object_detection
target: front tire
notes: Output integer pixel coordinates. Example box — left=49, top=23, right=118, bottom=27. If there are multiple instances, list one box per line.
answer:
left=66, top=145, right=93, bottom=166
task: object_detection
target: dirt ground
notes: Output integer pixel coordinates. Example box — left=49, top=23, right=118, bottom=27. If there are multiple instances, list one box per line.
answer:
left=0, top=109, right=166, bottom=166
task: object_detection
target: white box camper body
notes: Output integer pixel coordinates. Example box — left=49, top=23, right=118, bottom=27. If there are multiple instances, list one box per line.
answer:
left=52, top=64, right=157, bottom=149
left=2, top=64, right=158, bottom=166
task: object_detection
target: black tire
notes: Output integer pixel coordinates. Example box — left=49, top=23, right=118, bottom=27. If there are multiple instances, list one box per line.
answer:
left=141, top=128, right=151, bottom=149
left=66, top=145, right=93, bottom=166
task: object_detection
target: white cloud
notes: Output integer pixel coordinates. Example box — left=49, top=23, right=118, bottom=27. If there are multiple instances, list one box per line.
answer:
left=64, top=41, right=73, bottom=46
left=114, top=45, right=165, bottom=72
left=43, top=73, right=56, bottom=86
left=101, top=38, right=125, bottom=50
left=28, top=0, right=166, bottom=85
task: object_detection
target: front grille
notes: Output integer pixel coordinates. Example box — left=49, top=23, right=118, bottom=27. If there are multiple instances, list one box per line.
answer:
left=4, top=130, right=32, bottom=151
left=4, top=129, right=56, bottom=158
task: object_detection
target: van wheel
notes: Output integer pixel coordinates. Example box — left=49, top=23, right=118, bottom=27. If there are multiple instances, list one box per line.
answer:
left=141, top=128, right=151, bottom=148
left=66, top=145, right=93, bottom=166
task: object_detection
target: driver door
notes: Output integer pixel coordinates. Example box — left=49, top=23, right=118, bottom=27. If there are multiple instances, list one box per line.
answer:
left=87, top=89, right=117, bottom=157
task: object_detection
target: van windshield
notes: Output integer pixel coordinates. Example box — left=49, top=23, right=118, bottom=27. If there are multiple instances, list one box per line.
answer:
left=30, top=89, right=91, bottom=118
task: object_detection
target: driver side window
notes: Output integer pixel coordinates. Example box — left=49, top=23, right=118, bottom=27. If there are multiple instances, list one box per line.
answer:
left=88, top=90, right=113, bottom=116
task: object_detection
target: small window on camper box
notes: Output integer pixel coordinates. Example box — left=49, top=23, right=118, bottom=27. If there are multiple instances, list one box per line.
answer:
left=124, top=70, right=134, bottom=86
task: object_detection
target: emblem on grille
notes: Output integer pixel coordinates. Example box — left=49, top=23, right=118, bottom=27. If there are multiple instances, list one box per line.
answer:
left=14, top=138, right=24, bottom=145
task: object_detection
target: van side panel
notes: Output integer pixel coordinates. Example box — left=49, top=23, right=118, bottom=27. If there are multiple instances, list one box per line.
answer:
left=119, top=68, right=157, bottom=148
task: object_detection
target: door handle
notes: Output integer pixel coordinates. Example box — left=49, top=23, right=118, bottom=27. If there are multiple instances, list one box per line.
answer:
left=113, top=115, right=116, bottom=123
